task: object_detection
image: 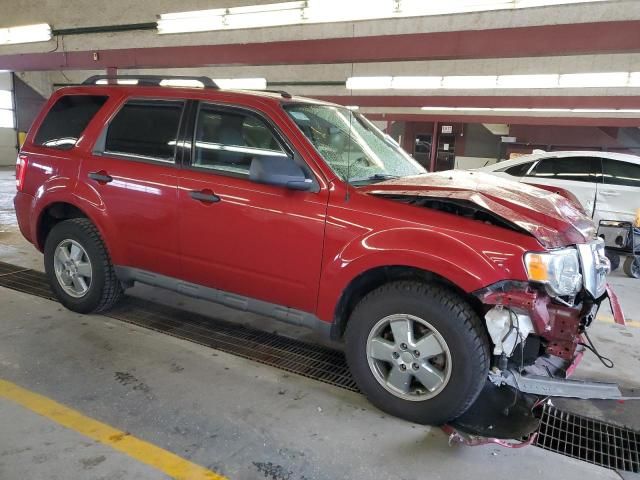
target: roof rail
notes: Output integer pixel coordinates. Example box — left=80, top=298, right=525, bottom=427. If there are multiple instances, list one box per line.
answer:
left=261, top=89, right=293, bottom=99
left=82, top=75, right=219, bottom=89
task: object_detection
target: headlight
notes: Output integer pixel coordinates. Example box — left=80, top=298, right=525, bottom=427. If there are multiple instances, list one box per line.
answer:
left=524, top=248, right=582, bottom=297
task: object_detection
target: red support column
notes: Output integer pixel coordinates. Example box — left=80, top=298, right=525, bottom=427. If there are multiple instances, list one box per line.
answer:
left=429, top=121, right=438, bottom=172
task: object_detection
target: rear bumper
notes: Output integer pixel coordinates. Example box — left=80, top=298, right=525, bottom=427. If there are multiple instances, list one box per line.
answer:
left=13, top=192, right=35, bottom=246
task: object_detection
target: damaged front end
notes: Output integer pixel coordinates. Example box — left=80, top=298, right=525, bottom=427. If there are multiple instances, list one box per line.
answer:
left=475, top=237, right=625, bottom=401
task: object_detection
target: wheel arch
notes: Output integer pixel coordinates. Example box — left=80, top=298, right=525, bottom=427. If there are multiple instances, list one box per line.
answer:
left=330, top=264, right=485, bottom=341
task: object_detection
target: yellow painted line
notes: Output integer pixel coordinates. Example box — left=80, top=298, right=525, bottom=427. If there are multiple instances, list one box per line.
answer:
left=0, top=378, right=226, bottom=480
left=597, top=314, right=639, bottom=328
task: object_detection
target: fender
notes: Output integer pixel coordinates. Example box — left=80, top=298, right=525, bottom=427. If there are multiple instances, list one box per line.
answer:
left=315, top=227, right=532, bottom=323
left=32, top=179, right=123, bottom=264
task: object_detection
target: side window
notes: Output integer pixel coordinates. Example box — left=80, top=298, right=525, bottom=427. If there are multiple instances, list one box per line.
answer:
left=527, top=157, right=597, bottom=183
left=192, top=105, right=287, bottom=175
left=602, top=158, right=640, bottom=187
left=34, top=95, right=108, bottom=149
left=501, top=161, right=534, bottom=176
left=104, top=100, right=183, bottom=162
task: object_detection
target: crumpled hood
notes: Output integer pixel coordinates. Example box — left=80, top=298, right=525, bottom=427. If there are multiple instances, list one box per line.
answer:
left=361, top=170, right=596, bottom=249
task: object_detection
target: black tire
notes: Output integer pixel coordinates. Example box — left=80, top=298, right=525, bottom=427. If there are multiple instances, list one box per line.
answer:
left=605, top=251, right=620, bottom=271
left=623, top=256, right=640, bottom=279
left=44, top=218, right=123, bottom=313
left=345, top=281, right=490, bottom=425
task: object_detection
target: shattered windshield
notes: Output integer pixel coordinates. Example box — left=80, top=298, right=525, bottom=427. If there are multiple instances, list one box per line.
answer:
left=283, top=104, right=426, bottom=184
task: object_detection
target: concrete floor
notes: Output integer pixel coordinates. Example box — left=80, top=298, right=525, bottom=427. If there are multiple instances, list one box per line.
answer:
left=0, top=167, right=638, bottom=480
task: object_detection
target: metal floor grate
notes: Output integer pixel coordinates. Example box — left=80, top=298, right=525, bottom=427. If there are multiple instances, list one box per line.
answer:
left=0, top=261, right=358, bottom=392
left=2, top=259, right=640, bottom=473
left=535, top=403, right=640, bottom=473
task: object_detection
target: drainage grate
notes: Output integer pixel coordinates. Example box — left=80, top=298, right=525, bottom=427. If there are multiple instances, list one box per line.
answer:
left=3, top=259, right=640, bottom=473
left=0, top=261, right=358, bottom=392
left=535, top=403, right=640, bottom=473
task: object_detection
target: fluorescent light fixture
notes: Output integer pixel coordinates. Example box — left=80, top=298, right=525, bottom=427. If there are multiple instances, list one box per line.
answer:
left=629, top=72, right=640, bottom=87
left=95, top=79, right=139, bottom=85
left=442, top=75, right=498, bottom=89
left=420, top=106, right=640, bottom=114
left=346, top=76, right=393, bottom=90
left=496, top=74, right=559, bottom=89
left=0, top=23, right=51, bottom=45
left=391, top=76, right=442, bottom=89
left=558, top=72, right=629, bottom=88
left=0, top=90, right=13, bottom=110
left=345, top=105, right=360, bottom=110
left=0, top=109, right=14, bottom=129
left=160, top=79, right=207, bottom=87
left=158, top=1, right=609, bottom=33
left=214, top=78, right=267, bottom=90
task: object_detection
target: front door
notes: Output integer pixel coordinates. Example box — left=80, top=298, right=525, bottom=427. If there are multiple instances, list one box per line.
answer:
left=177, top=102, right=327, bottom=312
left=80, top=98, right=184, bottom=277
left=596, top=157, right=640, bottom=223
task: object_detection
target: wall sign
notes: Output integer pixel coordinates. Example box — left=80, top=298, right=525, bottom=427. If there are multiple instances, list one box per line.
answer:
left=441, top=125, right=453, bottom=134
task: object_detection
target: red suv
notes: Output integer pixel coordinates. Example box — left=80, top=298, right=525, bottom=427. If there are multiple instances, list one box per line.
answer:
left=14, top=75, right=623, bottom=425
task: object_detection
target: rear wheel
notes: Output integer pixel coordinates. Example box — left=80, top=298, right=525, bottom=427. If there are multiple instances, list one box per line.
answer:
left=345, top=281, right=490, bottom=425
left=44, top=218, right=123, bottom=313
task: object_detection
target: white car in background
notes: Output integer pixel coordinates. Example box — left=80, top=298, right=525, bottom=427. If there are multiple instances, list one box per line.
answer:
left=478, top=151, right=640, bottom=225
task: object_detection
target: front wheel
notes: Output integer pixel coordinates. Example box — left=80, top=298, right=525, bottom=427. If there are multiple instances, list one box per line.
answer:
left=623, top=256, right=640, bottom=279
left=345, top=281, right=490, bottom=425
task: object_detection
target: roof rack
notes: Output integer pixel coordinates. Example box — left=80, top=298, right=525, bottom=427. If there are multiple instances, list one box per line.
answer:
left=82, top=75, right=219, bottom=89
left=261, top=89, right=293, bottom=99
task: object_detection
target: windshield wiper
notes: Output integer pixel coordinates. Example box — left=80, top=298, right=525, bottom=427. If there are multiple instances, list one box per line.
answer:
left=349, top=173, right=400, bottom=184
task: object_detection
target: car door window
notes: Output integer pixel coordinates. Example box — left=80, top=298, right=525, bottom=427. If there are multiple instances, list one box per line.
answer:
left=104, top=100, right=184, bottom=162
left=192, top=105, right=287, bottom=176
left=601, top=158, right=640, bottom=187
left=500, top=161, right=535, bottom=176
left=526, top=156, right=598, bottom=183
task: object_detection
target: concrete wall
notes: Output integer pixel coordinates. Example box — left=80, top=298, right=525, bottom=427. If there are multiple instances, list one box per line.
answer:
left=0, top=73, right=17, bottom=166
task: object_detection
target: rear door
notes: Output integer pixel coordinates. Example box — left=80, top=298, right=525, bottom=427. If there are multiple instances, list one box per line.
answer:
left=177, top=101, right=327, bottom=312
left=521, top=156, right=599, bottom=217
left=596, top=157, right=640, bottom=223
left=80, top=97, right=184, bottom=277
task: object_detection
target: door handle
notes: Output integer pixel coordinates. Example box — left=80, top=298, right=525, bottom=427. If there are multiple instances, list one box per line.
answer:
left=189, top=189, right=220, bottom=203
left=88, top=171, right=113, bottom=184
left=600, top=190, right=621, bottom=197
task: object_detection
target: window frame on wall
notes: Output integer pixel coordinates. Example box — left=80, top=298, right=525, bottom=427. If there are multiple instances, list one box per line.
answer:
left=93, top=97, right=186, bottom=165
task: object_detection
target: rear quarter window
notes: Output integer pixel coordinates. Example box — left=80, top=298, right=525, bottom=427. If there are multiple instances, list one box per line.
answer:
left=34, top=95, right=108, bottom=149
left=500, top=161, right=535, bottom=176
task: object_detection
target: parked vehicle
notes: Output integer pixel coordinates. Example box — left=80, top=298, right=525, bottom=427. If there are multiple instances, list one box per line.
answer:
left=478, top=151, right=640, bottom=225
left=14, top=76, right=624, bottom=425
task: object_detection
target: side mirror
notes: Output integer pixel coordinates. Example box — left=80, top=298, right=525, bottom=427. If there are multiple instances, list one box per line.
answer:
left=249, top=155, right=313, bottom=191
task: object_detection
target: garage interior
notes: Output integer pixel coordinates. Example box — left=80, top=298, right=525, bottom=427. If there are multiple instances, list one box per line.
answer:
left=1, top=1, right=640, bottom=479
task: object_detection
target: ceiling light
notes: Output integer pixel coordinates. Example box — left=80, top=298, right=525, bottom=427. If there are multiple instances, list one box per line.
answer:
left=629, top=72, right=640, bottom=87
left=496, top=74, right=559, bottom=89
left=214, top=78, right=267, bottom=89
left=442, top=76, right=498, bottom=89
left=420, top=106, right=640, bottom=114
left=158, top=1, right=608, bottom=34
left=346, top=76, right=393, bottom=90
left=391, top=76, right=442, bottom=89
left=0, top=23, right=51, bottom=45
left=345, top=105, right=360, bottom=110
left=558, top=72, right=629, bottom=88
left=95, top=79, right=139, bottom=85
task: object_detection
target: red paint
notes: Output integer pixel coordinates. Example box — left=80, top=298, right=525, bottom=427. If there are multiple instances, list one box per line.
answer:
left=2, top=21, right=640, bottom=71
left=13, top=84, right=618, bottom=362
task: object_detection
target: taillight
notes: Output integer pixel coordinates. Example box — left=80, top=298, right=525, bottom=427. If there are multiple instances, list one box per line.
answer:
left=16, top=154, right=27, bottom=192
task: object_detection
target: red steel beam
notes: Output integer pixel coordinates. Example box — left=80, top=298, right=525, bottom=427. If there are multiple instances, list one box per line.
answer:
left=1, top=20, right=640, bottom=71
left=365, top=114, right=640, bottom=127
